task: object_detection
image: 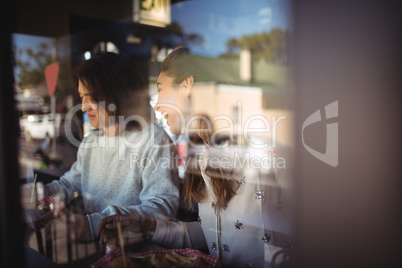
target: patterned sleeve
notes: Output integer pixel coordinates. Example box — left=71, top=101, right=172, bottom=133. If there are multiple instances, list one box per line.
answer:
left=44, top=142, right=86, bottom=204
left=86, top=131, right=180, bottom=239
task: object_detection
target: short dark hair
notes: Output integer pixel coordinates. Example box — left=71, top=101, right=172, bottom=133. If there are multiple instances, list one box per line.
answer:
left=74, top=52, right=149, bottom=130
left=161, top=46, right=196, bottom=84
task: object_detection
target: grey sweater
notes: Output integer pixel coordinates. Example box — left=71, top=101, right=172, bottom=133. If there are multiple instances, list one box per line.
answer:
left=45, top=123, right=180, bottom=239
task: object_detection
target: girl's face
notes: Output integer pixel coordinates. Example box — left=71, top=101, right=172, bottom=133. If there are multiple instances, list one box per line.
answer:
left=155, top=72, right=192, bottom=135
left=78, top=79, right=110, bottom=130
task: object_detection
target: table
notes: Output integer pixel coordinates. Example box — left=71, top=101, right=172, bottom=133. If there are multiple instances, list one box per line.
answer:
left=34, top=167, right=70, bottom=184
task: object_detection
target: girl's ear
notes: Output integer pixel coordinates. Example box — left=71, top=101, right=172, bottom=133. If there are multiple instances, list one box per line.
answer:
left=182, top=75, right=194, bottom=98
left=185, top=76, right=194, bottom=87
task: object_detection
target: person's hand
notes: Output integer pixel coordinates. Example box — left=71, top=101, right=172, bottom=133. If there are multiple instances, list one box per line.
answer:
left=21, top=182, right=68, bottom=230
left=70, top=214, right=92, bottom=242
left=97, top=213, right=153, bottom=249
left=24, top=211, right=48, bottom=231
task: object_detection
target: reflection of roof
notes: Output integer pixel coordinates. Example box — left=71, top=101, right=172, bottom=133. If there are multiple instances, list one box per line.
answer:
left=15, top=94, right=48, bottom=112
left=148, top=54, right=288, bottom=93
left=20, top=81, right=49, bottom=97
left=191, top=55, right=241, bottom=85
left=187, top=55, right=288, bottom=90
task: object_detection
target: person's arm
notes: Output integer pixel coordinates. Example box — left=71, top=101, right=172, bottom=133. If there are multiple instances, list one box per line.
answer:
left=20, top=138, right=87, bottom=209
left=44, top=146, right=84, bottom=204
left=44, top=161, right=82, bottom=203
left=137, top=138, right=180, bottom=219
left=87, top=135, right=180, bottom=239
left=151, top=220, right=207, bottom=249
left=44, top=133, right=100, bottom=204
left=98, top=214, right=207, bottom=250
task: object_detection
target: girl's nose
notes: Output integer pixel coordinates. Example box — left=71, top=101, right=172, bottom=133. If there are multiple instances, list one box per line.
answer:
left=81, top=100, right=95, bottom=112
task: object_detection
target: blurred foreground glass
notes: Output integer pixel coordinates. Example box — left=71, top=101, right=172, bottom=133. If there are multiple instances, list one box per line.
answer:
left=12, top=0, right=294, bottom=266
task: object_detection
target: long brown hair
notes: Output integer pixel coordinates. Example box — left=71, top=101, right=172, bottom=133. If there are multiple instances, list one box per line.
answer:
left=182, top=115, right=237, bottom=213
left=160, top=46, right=238, bottom=213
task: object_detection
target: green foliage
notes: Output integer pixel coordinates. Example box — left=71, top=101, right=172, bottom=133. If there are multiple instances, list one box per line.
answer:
left=16, top=42, right=53, bottom=87
left=15, top=42, right=72, bottom=99
left=221, top=28, right=289, bottom=64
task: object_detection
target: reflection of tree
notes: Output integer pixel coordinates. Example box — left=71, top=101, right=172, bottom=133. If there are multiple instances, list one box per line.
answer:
left=221, top=28, right=289, bottom=64
left=164, top=21, right=204, bottom=47
left=15, top=42, right=71, bottom=99
left=16, top=43, right=53, bottom=87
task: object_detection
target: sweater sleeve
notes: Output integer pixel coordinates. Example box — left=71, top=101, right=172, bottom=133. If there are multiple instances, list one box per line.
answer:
left=44, top=145, right=85, bottom=204
left=86, top=134, right=180, bottom=239
left=138, top=137, right=180, bottom=219
left=151, top=220, right=207, bottom=249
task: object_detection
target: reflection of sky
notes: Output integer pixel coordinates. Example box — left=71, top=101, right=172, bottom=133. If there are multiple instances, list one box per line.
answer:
left=12, top=34, right=54, bottom=82
left=12, top=0, right=291, bottom=81
left=172, top=0, right=291, bottom=56
left=12, top=34, right=54, bottom=53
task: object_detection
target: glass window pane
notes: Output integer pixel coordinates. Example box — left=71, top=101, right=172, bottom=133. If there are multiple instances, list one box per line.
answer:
left=13, top=1, right=294, bottom=267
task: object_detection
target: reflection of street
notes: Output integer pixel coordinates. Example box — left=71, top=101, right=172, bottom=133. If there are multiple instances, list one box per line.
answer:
left=18, top=137, right=79, bottom=180
left=19, top=136, right=100, bottom=266
left=24, top=215, right=99, bottom=266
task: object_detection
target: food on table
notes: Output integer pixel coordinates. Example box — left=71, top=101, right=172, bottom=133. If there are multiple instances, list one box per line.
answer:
left=140, top=252, right=197, bottom=268
left=92, top=248, right=217, bottom=268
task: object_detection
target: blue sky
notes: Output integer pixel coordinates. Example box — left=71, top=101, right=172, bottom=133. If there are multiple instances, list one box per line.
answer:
left=12, top=34, right=54, bottom=82
left=12, top=0, right=291, bottom=58
left=171, top=0, right=291, bottom=56
left=12, top=0, right=291, bottom=81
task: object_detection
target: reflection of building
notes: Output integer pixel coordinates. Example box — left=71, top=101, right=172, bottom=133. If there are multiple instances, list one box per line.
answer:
left=14, top=0, right=293, bottom=148
left=191, top=83, right=293, bottom=147
left=150, top=54, right=293, bottom=147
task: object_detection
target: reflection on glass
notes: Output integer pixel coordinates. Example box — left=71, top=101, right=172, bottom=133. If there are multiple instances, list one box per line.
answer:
left=14, top=0, right=293, bottom=267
